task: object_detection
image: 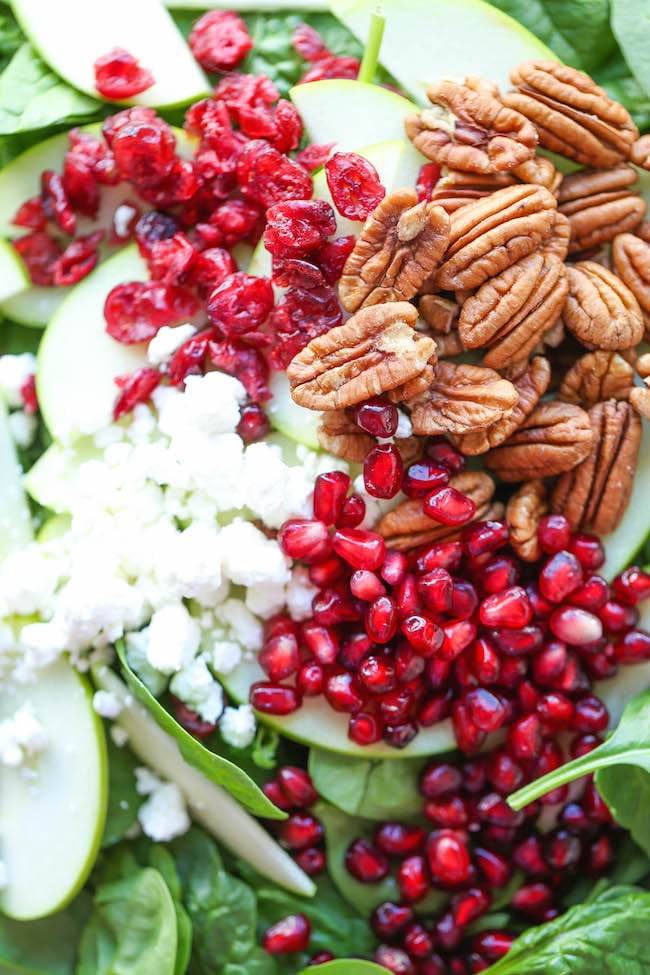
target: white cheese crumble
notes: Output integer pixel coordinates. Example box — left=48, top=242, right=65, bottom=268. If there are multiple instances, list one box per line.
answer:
left=147, top=323, right=197, bottom=366
left=219, top=704, right=256, bottom=749
left=145, top=603, right=201, bottom=675
left=0, top=703, right=47, bottom=767
left=169, top=657, right=224, bottom=723
left=0, top=353, right=36, bottom=408
left=8, top=411, right=37, bottom=448
left=92, top=690, right=123, bottom=719
left=135, top=767, right=190, bottom=842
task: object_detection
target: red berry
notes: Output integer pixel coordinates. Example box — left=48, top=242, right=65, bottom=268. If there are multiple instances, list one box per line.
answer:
left=363, top=444, right=404, bottom=499
left=189, top=10, right=253, bottom=72
left=325, top=151, right=385, bottom=220
left=424, top=486, right=476, bottom=526
left=94, top=48, right=154, bottom=99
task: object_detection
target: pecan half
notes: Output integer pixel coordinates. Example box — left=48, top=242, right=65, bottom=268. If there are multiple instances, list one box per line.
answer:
left=287, top=302, right=436, bottom=411
left=563, top=261, right=644, bottom=350
left=405, top=79, right=537, bottom=173
left=506, top=60, right=638, bottom=167
left=407, top=361, right=518, bottom=436
left=505, top=479, right=548, bottom=562
left=317, top=410, right=375, bottom=462
left=551, top=400, right=642, bottom=533
left=377, top=471, right=496, bottom=550
left=612, top=232, right=650, bottom=314
left=458, top=252, right=567, bottom=369
left=557, top=164, right=646, bottom=253
left=559, top=350, right=635, bottom=408
left=419, top=295, right=459, bottom=334
left=512, top=156, right=562, bottom=194
left=429, top=169, right=516, bottom=213
left=484, top=401, right=593, bottom=482
left=338, top=189, right=450, bottom=312
left=435, top=184, right=557, bottom=291
left=630, top=134, right=650, bottom=169
left=630, top=385, right=650, bottom=421
left=454, top=355, right=551, bottom=455
left=388, top=363, right=436, bottom=405
left=540, top=211, right=571, bottom=261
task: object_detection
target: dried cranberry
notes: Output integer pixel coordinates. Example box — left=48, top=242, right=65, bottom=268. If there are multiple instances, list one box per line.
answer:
left=272, top=258, right=326, bottom=290
left=299, top=55, right=360, bottom=84
left=208, top=338, right=270, bottom=401
left=265, top=199, right=336, bottom=257
left=296, top=142, right=336, bottom=172
left=203, top=198, right=264, bottom=248
left=113, top=367, right=160, bottom=420
left=106, top=107, right=176, bottom=188
left=207, top=272, right=274, bottom=336
left=189, top=10, right=253, bottom=72
left=137, top=158, right=199, bottom=208
left=269, top=286, right=343, bottom=369
left=417, top=162, right=442, bottom=201
left=291, top=22, right=330, bottom=61
left=94, top=48, right=154, bottom=99
left=145, top=232, right=196, bottom=285
left=325, top=152, right=385, bottom=221
left=13, top=232, right=62, bottom=286
left=41, top=170, right=75, bottom=235
left=314, top=234, right=355, bottom=283
left=51, top=230, right=104, bottom=286
left=104, top=281, right=198, bottom=343
left=237, top=140, right=312, bottom=208
left=11, top=196, right=47, bottom=230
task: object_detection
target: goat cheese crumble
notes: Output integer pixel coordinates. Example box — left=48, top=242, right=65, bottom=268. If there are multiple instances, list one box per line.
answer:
left=135, top=767, right=190, bottom=842
left=0, top=704, right=47, bottom=768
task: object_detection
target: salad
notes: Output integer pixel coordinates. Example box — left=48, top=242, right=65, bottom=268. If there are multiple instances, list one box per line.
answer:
left=2, top=0, right=650, bottom=973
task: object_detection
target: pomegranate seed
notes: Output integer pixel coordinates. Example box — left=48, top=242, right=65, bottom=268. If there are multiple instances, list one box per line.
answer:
left=371, top=902, right=414, bottom=940
left=325, top=670, right=366, bottom=713
left=612, top=565, right=650, bottom=605
left=452, top=888, right=491, bottom=928
left=480, top=555, right=519, bottom=595
left=614, top=628, right=650, bottom=660
left=434, top=910, right=463, bottom=951
left=472, top=931, right=516, bottom=962
left=397, top=855, right=432, bottom=902
left=359, top=655, right=396, bottom=694
left=539, top=550, right=584, bottom=603
left=426, top=830, right=472, bottom=886
left=374, top=945, right=416, bottom=975
left=511, top=882, right=553, bottom=918
left=278, top=812, right=324, bottom=851
left=251, top=683, right=301, bottom=715
left=296, top=847, right=326, bottom=877
left=381, top=551, right=408, bottom=586
left=313, top=471, right=350, bottom=525
left=262, top=780, right=293, bottom=812
left=395, top=643, right=425, bottom=683
left=513, top=835, right=548, bottom=876
left=383, top=721, right=418, bottom=748
left=569, top=532, right=605, bottom=570
left=487, top=749, right=524, bottom=793
left=550, top=606, right=603, bottom=645
left=338, top=632, right=372, bottom=670
left=419, top=567, right=453, bottom=612
left=423, top=796, right=470, bottom=828
left=573, top=695, right=609, bottom=732
left=363, top=444, right=404, bottom=499
left=537, top=514, right=571, bottom=553
left=479, top=587, right=532, bottom=628
left=497, top=656, right=528, bottom=688
left=332, top=528, right=386, bottom=570
left=462, top=520, right=509, bottom=557
left=583, top=778, right=612, bottom=822
left=350, top=570, right=386, bottom=602
left=489, top=625, right=543, bottom=655
left=476, top=793, right=524, bottom=828
left=237, top=403, right=270, bottom=443
left=401, top=616, right=443, bottom=657
left=366, top=595, right=398, bottom=643
left=425, top=437, right=466, bottom=474
left=568, top=575, right=610, bottom=611
left=468, top=638, right=501, bottom=684
left=462, top=756, right=488, bottom=795
left=473, top=848, right=511, bottom=887
left=517, top=680, right=540, bottom=713
left=336, top=494, right=366, bottom=529
left=374, top=822, right=426, bottom=856
left=464, top=688, right=507, bottom=732
left=427, top=657, right=452, bottom=689
left=279, top=519, right=332, bottom=564
left=262, top=913, right=311, bottom=954
left=424, top=486, right=476, bottom=526
left=277, top=766, right=318, bottom=807
left=544, top=828, right=582, bottom=869
left=588, top=834, right=614, bottom=874
left=302, top=622, right=339, bottom=664
left=420, top=956, right=448, bottom=975
left=259, top=633, right=301, bottom=681
left=537, top=692, right=575, bottom=731
left=420, top=761, right=462, bottom=799
left=419, top=690, right=453, bottom=725
left=560, top=801, right=590, bottom=832
left=417, top=540, right=463, bottom=573
left=601, top=600, right=640, bottom=633
left=403, top=922, right=434, bottom=959
left=313, top=586, right=361, bottom=625
left=402, top=462, right=449, bottom=499
left=452, top=700, right=486, bottom=753
left=325, top=152, right=385, bottom=221
left=379, top=687, right=415, bottom=726
left=533, top=641, right=568, bottom=685
left=441, top=621, right=477, bottom=660
left=345, top=838, right=390, bottom=883
left=507, top=714, right=542, bottom=761
left=451, top=579, right=479, bottom=619
left=297, top=661, right=324, bottom=696
left=353, top=396, right=398, bottom=437
left=348, top=710, right=382, bottom=745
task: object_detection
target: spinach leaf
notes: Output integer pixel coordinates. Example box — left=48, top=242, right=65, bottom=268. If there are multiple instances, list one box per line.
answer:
left=596, top=763, right=650, bottom=855
left=0, top=894, right=89, bottom=975
left=0, top=44, right=100, bottom=136
left=147, top=847, right=193, bottom=975
left=611, top=0, right=650, bottom=98
left=0, top=4, right=22, bottom=75
left=77, top=868, right=177, bottom=975
left=486, top=0, right=616, bottom=73
left=479, top=886, right=650, bottom=973
left=115, top=641, right=283, bottom=818
left=293, top=963, right=386, bottom=975
left=101, top=737, right=143, bottom=848
left=308, top=748, right=423, bottom=820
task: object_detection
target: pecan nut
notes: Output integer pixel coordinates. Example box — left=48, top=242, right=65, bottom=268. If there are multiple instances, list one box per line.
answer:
left=338, top=189, right=450, bottom=313
left=512, top=156, right=562, bottom=194
left=435, top=184, right=557, bottom=291
left=559, top=350, right=635, bottom=408
left=557, top=164, right=646, bottom=253
left=551, top=400, right=642, bottom=534
left=429, top=170, right=516, bottom=213
left=287, top=302, right=436, bottom=411
left=483, top=401, right=593, bottom=482
left=563, top=261, right=644, bottom=350
left=377, top=471, right=496, bottom=550
left=630, top=352, right=650, bottom=420
left=506, top=60, right=638, bottom=167
left=505, top=479, right=548, bottom=562
left=407, top=361, right=518, bottom=436
left=612, top=232, right=650, bottom=314
left=317, top=409, right=375, bottom=462
left=540, top=211, right=571, bottom=262
left=404, top=79, right=537, bottom=174
left=458, top=252, right=567, bottom=369
left=630, top=134, right=650, bottom=169
left=454, top=355, right=551, bottom=455
left=419, top=295, right=460, bottom=334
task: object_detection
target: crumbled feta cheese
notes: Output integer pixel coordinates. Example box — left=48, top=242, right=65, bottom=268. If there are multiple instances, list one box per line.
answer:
left=8, top=411, right=37, bottom=448
left=147, top=324, right=197, bottom=366
left=110, top=724, right=129, bottom=748
left=220, top=521, right=290, bottom=589
left=0, top=353, right=36, bottom=408
left=125, top=630, right=167, bottom=697
left=112, top=203, right=137, bottom=240
left=0, top=704, right=47, bottom=767
left=245, top=582, right=286, bottom=619
left=169, top=658, right=224, bottom=723
left=219, top=704, right=256, bottom=749
left=145, top=604, right=201, bottom=675
left=135, top=767, right=190, bottom=841
left=286, top=567, right=318, bottom=621
left=395, top=410, right=413, bottom=439
left=216, top=599, right=263, bottom=651
left=135, top=766, right=161, bottom=795
left=209, top=640, right=242, bottom=675
left=93, top=690, right=123, bottom=719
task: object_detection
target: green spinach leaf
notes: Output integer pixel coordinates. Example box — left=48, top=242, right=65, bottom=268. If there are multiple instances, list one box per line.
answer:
left=0, top=44, right=100, bottom=136
left=101, top=737, right=143, bottom=848
left=115, top=641, right=283, bottom=819
left=147, top=847, right=193, bottom=975
left=480, top=886, right=650, bottom=973
left=77, top=868, right=177, bottom=975
left=596, top=763, right=650, bottom=856
left=0, top=4, right=22, bottom=75
left=292, top=963, right=386, bottom=975
left=308, top=748, right=423, bottom=820
left=612, top=0, right=650, bottom=98
left=0, top=894, right=89, bottom=975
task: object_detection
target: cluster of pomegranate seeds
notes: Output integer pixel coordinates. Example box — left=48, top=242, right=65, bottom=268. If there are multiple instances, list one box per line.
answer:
left=263, top=765, right=327, bottom=880
left=93, top=48, right=155, bottom=100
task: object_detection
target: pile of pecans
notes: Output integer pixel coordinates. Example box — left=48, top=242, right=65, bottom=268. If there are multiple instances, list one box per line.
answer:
left=288, top=59, right=650, bottom=551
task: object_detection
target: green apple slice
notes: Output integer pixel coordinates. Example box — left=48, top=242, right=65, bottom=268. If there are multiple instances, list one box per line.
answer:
left=0, top=240, right=29, bottom=303
left=12, top=0, right=209, bottom=109
left=330, top=0, right=553, bottom=101
left=1, top=287, right=69, bottom=328
left=0, top=394, right=33, bottom=559
left=37, top=244, right=150, bottom=443
left=601, top=420, right=650, bottom=580
left=267, top=371, right=322, bottom=452
left=0, top=658, right=107, bottom=919
left=25, top=438, right=99, bottom=512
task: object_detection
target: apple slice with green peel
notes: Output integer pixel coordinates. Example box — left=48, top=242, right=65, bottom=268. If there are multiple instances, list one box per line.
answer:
left=25, top=437, right=100, bottom=512
left=0, top=394, right=33, bottom=560
left=330, top=0, right=553, bottom=101
left=268, top=371, right=322, bottom=452
left=0, top=658, right=107, bottom=920
left=601, top=420, right=650, bottom=580
left=1, top=287, right=69, bottom=328
left=0, top=239, right=30, bottom=304
left=36, top=244, right=151, bottom=443
left=11, top=0, right=209, bottom=109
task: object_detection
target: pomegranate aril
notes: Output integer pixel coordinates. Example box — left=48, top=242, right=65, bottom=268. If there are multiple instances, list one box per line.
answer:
left=378, top=687, right=415, bottom=726
left=419, top=567, right=453, bottom=612
left=533, top=641, right=568, bottom=685
left=397, top=855, right=432, bottom=902
left=374, top=822, right=426, bottom=857
left=395, top=643, right=425, bottom=683
left=278, top=812, right=324, bottom=851
left=374, top=945, right=416, bottom=975
left=403, top=922, right=434, bottom=959
left=601, top=600, right=640, bottom=633
left=588, top=834, right=614, bottom=874
left=338, top=632, right=372, bottom=669
left=259, top=632, right=301, bottom=681
left=426, top=830, right=472, bottom=886
left=452, top=700, right=486, bottom=753
left=612, top=565, right=650, bottom=605
left=496, top=656, right=528, bottom=689
left=479, top=587, right=532, bottom=628
left=568, top=575, right=610, bottom=611
left=401, top=615, right=443, bottom=657
left=313, top=586, right=361, bottom=625
left=424, top=486, right=476, bottom=526
left=359, top=655, right=396, bottom=694
left=419, top=690, right=453, bottom=726
left=489, top=625, right=543, bottom=656
left=583, top=778, right=612, bottom=822
left=427, top=657, right=452, bottom=689
left=570, top=732, right=603, bottom=759
left=423, top=796, right=470, bottom=828
left=349, top=710, right=382, bottom=745
left=464, top=688, right=507, bottom=732
left=462, top=520, right=509, bottom=557
left=487, top=749, right=524, bottom=794
left=480, top=555, right=519, bottom=595
left=510, top=882, right=554, bottom=918
left=313, top=471, right=350, bottom=525
left=539, top=550, right=584, bottom=603
left=295, top=847, right=326, bottom=875
left=517, top=679, right=540, bottom=714
left=544, top=828, right=582, bottom=869
left=462, top=756, right=488, bottom=795
left=614, top=628, right=650, bottom=660
left=302, top=622, right=339, bottom=664
left=425, top=437, right=466, bottom=474
left=350, top=570, right=386, bottom=602
left=336, top=494, right=366, bottom=529
left=279, top=519, right=332, bottom=564
left=237, top=403, right=270, bottom=443
left=353, top=396, right=399, bottom=437
left=277, top=766, right=318, bottom=808
left=325, top=669, right=367, bottom=714
left=262, top=913, right=311, bottom=954
left=383, top=721, right=418, bottom=749
left=573, top=695, right=609, bottom=732
left=537, top=514, right=571, bottom=553
left=473, top=848, right=511, bottom=888
left=345, top=838, right=390, bottom=883
left=363, top=444, right=404, bottom=499
left=452, top=888, right=491, bottom=928
left=513, top=835, right=548, bottom=876
left=263, top=779, right=293, bottom=812
left=506, top=714, right=542, bottom=761
left=419, top=761, right=462, bottom=799
left=537, top=692, right=575, bottom=731
left=550, top=606, right=603, bottom=645
left=476, top=792, right=524, bottom=828
left=451, top=579, right=479, bottom=619
left=441, top=621, right=477, bottom=661
left=332, top=528, right=386, bottom=570
left=371, top=902, right=415, bottom=940
left=402, top=462, right=449, bottom=499
left=366, top=595, right=398, bottom=643
left=417, top=540, right=463, bottom=574
left=569, top=532, right=605, bottom=570
left=381, top=551, right=408, bottom=587
left=434, top=910, right=463, bottom=951
left=251, top=683, right=301, bottom=715
left=419, top=955, right=448, bottom=975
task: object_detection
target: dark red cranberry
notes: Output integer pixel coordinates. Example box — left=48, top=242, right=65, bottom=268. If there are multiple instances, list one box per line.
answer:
left=237, top=140, right=312, bottom=208
left=325, top=151, right=385, bottom=220
left=171, top=699, right=218, bottom=739
left=417, top=161, right=442, bottom=200
left=189, top=10, right=253, bottom=71
left=94, top=48, right=154, bottom=99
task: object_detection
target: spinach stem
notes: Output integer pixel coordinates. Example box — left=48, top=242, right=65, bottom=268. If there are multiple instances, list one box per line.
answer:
left=357, top=7, right=385, bottom=85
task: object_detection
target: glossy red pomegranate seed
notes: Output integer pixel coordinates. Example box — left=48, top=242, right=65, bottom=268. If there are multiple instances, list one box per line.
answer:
left=313, top=471, right=350, bottom=525
left=511, top=881, right=554, bottom=918
left=371, top=902, right=414, bottom=940
left=373, top=822, right=426, bottom=856
left=402, top=922, right=434, bottom=959
left=614, top=628, right=650, bottom=660
left=374, top=945, right=416, bottom=975
left=533, top=641, right=568, bottom=685
left=189, top=10, right=253, bottom=71
left=262, top=779, right=293, bottom=812
left=418, top=567, right=453, bottom=612
left=279, top=519, right=332, bottom=564
left=550, top=606, right=603, bottom=645
left=262, top=913, right=311, bottom=954
left=517, top=679, right=540, bottom=714
left=417, top=540, right=463, bottom=573
left=259, top=632, right=301, bottom=681
left=423, top=796, right=470, bottom=828
left=366, top=596, right=398, bottom=643
left=588, top=834, right=614, bottom=874
left=345, top=838, right=390, bottom=883
left=479, top=587, right=532, bottom=628
left=583, top=778, right=612, bottom=822
left=395, top=643, right=425, bottom=682
left=425, top=437, right=466, bottom=474
left=402, top=462, right=449, bottom=499
left=380, top=551, right=408, bottom=587
left=513, top=835, right=548, bottom=876
left=544, top=828, right=582, bottom=869
left=277, top=766, right=318, bottom=808
left=401, top=616, right=443, bottom=657
left=480, top=554, right=519, bottom=595
left=420, top=761, right=462, bottom=798
left=476, top=792, right=524, bottom=828
left=537, top=692, right=575, bottom=731
left=462, top=520, right=509, bottom=557
left=295, top=846, right=326, bottom=876
left=601, top=600, right=640, bottom=633
left=418, top=690, right=453, bottom=726
left=472, top=930, right=515, bottom=962
left=332, top=528, right=386, bottom=570
left=489, top=625, right=543, bottom=656
left=568, top=575, right=610, bottom=611
left=487, top=749, right=524, bottom=794
left=537, top=514, right=571, bottom=553
left=452, top=888, right=491, bottom=928
left=237, top=403, right=270, bottom=443
left=467, top=638, right=500, bottom=684
left=324, top=671, right=365, bottom=713
left=473, top=848, right=511, bottom=888
left=363, top=444, right=404, bottom=499
left=464, top=688, right=507, bottom=732
left=251, top=683, right=301, bottom=715
left=339, top=632, right=373, bottom=669
left=612, top=565, right=650, bottom=605
left=451, top=579, right=479, bottom=620
left=427, top=830, right=472, bottom=887
left=568, top=531, right=605, bottom=570
left=350, top=570, right=386, bottom=602
left=278, top=812, right=324, bottom=850
left=348, top=712, right=382, bottom=745
left=358, top=655, right=396, bottom=694
left=353, top=396, right=398, bottom=437
left=424, top=486, right=476, bottom=526
left=573, top=694, right=609, bottom=732
left=336, top=494, right=366, bottom=529
left=462, top=757, right=487, bottom=795
left=507, top=714, right=542, bottom=760
left=302, top=622, right=339, bottom=664
left=441, top=622, right=477, bottom=660
left=397, top=855, right=432, bottom=903
left=313, top=585, right=361, bottom=625
left=426, top=657, right=452, bottom=689
left=378, top=687, right=415, bottom=726
left=325, top=152, right=385, bottom=220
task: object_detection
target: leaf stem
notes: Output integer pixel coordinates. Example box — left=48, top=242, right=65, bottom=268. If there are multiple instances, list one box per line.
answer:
left=357, top=7, right=385, bottom=85
left=508, top=747, right=610, bottom=810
